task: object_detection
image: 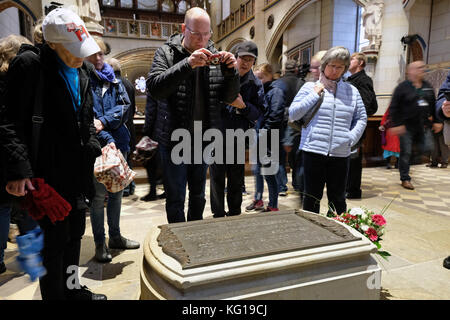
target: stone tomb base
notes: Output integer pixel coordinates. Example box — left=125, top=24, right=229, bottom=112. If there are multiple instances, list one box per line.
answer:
left=140, top=210, right=381, bottom=300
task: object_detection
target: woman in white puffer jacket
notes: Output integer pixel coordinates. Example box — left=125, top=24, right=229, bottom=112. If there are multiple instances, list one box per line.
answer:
left=289, top=46, right=367, bottom=215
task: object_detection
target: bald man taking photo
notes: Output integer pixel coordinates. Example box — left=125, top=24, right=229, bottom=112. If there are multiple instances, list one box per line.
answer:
left=147, top=8, right=240, bottom=223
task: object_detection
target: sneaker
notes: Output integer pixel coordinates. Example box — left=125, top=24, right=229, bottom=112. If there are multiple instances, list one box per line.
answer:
left=123, top=188, right=130, bottom=197
left=279, top=191, right=287, bottom=197
left=426, top=163, right=438, bottom=168
left=263, top=207, right=279, bottom=212
left=66, top=285, right=107, bottom=300
left=245, top=200, right=264, bottom=212
left=0, top=262, right=6, bottom=274
left=108, top=235, right=140, bottom=250
left=95, top=242, right=112, bottom=263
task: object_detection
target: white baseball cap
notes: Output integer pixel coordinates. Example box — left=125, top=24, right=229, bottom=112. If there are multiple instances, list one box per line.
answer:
left=42, top=8, right=100, bottom=58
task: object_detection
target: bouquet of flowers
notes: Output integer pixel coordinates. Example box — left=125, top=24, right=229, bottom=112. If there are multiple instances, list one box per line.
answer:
left=330, top=207, right=391, bottom=260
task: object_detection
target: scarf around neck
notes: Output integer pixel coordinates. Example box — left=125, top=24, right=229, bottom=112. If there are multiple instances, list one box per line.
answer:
left=96, top=62, right=115, bottom=83
left=319, top=71, right=339, bottom=95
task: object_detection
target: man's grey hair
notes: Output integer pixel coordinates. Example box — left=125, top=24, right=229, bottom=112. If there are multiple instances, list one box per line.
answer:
left=320, top=46, right=351, bottom=73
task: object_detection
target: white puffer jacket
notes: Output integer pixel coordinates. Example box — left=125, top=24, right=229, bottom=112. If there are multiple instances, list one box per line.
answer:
left=289, top=80, right=367, bottom=157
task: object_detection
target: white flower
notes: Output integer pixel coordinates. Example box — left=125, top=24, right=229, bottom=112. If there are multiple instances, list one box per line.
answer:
left=350, top=207, right=365, bottom=216
left=361, top=225, right=369, bottom=232
left=361, top=213, right=368, bottom=220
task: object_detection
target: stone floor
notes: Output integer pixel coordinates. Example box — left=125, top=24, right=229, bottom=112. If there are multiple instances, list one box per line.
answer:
left=1, top=164, right=450, bottom=300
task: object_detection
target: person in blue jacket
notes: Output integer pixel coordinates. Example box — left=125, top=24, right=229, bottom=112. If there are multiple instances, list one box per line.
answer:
left=435, top=71, right=450, bottom=269
left=209, top=41, right=265, bottom=217
left=86, top=37, right=139, bottom=263
left=289, top=46, right=367, bottom=215
left=249, top=63, right=286, bottom=212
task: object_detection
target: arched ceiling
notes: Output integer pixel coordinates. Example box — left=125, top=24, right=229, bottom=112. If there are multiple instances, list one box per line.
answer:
left=112, top=47, right=157, bottom=83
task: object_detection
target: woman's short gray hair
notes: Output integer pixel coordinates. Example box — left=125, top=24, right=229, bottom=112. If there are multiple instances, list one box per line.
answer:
left=320, top=46, right=351, bottom=73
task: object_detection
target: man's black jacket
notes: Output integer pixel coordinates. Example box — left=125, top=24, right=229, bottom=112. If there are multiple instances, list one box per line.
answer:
left=390, top=79, right=436, bottom=130
left=346, top=69, right=378, bottom=116
left=0, top=44, right=101, bottom=205
left=146, top=34, right=240, bottom=147
left=222, top=69, right=265, bottom=131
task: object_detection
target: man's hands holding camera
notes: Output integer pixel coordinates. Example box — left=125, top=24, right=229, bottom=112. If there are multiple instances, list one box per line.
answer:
left=188, top=48, right=236, bottom=69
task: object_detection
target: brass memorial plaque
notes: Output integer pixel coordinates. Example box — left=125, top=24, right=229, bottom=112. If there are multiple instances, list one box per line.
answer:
left=157, top=210, right=360, bottom=270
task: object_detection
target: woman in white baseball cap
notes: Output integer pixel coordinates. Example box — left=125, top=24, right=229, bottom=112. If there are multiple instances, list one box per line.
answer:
left=1, top=7, right=106, bottom=300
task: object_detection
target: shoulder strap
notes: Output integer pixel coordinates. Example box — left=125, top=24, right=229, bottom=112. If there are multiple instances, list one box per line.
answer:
left=31, top=64, right=45, bottom=168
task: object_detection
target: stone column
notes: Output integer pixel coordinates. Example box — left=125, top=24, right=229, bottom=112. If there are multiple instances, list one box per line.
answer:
left=372, top=0, right=409, bottom=114
left=253, top=0, right=267, bottom=64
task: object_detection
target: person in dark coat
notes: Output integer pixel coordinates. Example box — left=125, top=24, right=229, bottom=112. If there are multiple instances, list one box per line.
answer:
left=251, top=63, right=286, bottom=212
left=141, top=92, right=165, bottom=201
left=86, top=37, right=139, bottom=263
left=435, top=71, right=450, bottom=270
left=389, top=60, right=436, bottom=190
left=278, top=60, right=305, bottom=197
left=345, top=52, right=378, bottom=199
left=1, top=8, right=105, bottom=300
left=209, top=40, right=265, bottom=218
left=146, top=7, right=240, bottom=223
left=0, top=35, right=35, bottom=275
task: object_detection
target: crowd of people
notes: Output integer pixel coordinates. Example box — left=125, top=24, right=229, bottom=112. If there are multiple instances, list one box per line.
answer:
left=1, top=6, right=450, bottom=300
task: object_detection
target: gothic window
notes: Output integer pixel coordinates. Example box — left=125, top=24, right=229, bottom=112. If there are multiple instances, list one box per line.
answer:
left=120, top=0, right=133, bottom=8
left=177, top=0, right=191, bottom=14
left=162, top=0, right=175, bottom=12
left=137, top=0, right=158, bottom=10
left=102, top=0, right=115, bottom=6
left=287, top=39, right=315, bottom=66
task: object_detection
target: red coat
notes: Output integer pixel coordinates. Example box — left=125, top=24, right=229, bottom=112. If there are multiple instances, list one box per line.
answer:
left=380, top=108, right=400, bottom=153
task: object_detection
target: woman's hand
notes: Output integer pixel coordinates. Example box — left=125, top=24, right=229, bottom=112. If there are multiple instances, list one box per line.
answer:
left=94, top=119, right=104, bottom=133
left=314, top=83, right=325, bottom=95
left=109, top=142, right=117, bottom=150
left=6, top=178, right=35, bottom=197
left=230, top=94, right=246, bottom=109
left=442, top=100, right=450, bottom=118
left=378, top=125, right=385, bottom=132
left=432, top=122, right=443, bottom=133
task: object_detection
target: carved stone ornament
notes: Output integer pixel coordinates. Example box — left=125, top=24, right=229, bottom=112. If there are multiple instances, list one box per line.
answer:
left=250, top=26, right=255, bottom=39
left=267, top=14, right=274, bottom=30
left=362, top=0, right=384, bottom=51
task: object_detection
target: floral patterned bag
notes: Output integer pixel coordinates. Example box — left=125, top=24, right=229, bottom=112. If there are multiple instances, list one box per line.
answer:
left=94, top=145, right=136, bottom=193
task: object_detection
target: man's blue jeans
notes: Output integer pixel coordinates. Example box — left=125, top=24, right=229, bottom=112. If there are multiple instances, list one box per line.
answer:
left=254, top=162, right=279, bottom=208
left=159, top=145, right=208, bottom=223
left=90, top=151, right=127, bottom=244
left=0, top=205, right=11, bottom=263
left=276, top=145, right=288, bottom=193
left=399, top=128, right=432, bottom=181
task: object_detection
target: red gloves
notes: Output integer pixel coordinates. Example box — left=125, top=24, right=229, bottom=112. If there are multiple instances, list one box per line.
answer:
left=23, top=178, right=72, bottom=224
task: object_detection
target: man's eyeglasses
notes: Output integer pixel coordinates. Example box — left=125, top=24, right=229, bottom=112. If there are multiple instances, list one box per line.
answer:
left=185, top=26, right=213, bottom=39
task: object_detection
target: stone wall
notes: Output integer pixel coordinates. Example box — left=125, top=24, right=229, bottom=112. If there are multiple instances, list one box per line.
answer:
left=0, top=6, right=20, bottom=38
left=284, top=1, right=321, bottom=53
left=428, top=0, right=450, bottom=64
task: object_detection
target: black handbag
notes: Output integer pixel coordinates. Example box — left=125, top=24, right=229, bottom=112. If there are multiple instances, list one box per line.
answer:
left=288, top=91, right=324, bottom=131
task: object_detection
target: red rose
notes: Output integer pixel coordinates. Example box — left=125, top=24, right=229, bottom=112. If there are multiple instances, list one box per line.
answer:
left=372, top=214, right=386, bottom=226
left=366, top=228, right=378, bottom=241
